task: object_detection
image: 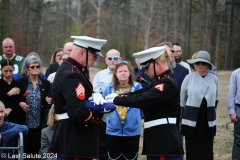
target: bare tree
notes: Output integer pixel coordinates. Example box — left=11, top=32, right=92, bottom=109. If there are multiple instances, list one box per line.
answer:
left=89, top=0, right=105, bottom=38
left=186, top=0, right=192, bottom=58
left=225, top=0, right=234, bottom=69
left=209, top=0, right=218, bottom=64
left=201, top=0, right=207, bottom=50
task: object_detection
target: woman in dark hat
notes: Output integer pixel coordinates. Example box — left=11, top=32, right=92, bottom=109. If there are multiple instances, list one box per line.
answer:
left=0, top=59, right=26, bottom=124
left=105, top=46, right=184, bottom=160
left=180, top=51, right=218, bottom=160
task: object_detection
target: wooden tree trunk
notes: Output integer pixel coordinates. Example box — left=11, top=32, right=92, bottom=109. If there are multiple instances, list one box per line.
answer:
left=0, top=0, right=10, bottom=38
left=201, top=0, right=207, bottom=50
left=177, top=0, right=183, bottom=43
left=144, top=0, right=154, bottom=49
left=209, top=0, right=218, bottom=64
left=89, top=0, right=105, bottom=38
left=226, top=0, right=234, bottom=69
left=25, top=0, right=30, bottom=48
left=173, top=1, right=178, bottom=42
left=54, top=0, right=59, bottom=48
left=186, top=0, right=192, bottom=59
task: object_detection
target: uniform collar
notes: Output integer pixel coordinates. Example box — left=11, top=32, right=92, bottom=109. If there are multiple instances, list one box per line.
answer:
left=157, top=69, right=172, bottom=80
left=66, top=57, right=86, bottom=72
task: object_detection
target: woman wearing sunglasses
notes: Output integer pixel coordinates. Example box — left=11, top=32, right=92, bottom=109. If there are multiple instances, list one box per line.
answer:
left=105, top=46, right=184, bottom=160
left=180, top=51, right=218, bottom=160
left=0, top=59, right=26, bottom=124
left=13, top=52, right=47, bottom=80
left=103, top=60, right=143, bottom=160
left=17, top=54, right=51, bottom=158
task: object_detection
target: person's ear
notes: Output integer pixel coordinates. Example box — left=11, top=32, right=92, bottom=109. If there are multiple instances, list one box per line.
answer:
left=26, top=68, right=30, bottom=74
left=78, top=49, right=84, bottom=56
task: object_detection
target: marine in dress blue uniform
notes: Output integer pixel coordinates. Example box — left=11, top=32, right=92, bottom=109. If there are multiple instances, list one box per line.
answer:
left=49, top=36, right=107, bottom=160
left=105, top=47, right=184, bottom=160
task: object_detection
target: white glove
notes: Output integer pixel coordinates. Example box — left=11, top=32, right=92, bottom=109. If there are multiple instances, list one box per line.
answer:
left=106, top=98, right=114, bottom=104
left=105, top=93, right=118, bottom=100
left=92, top=93, right=106, bottom=105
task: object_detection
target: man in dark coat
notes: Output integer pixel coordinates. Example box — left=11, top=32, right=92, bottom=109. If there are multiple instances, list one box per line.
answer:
left=49, top=36, right=107, bottom=160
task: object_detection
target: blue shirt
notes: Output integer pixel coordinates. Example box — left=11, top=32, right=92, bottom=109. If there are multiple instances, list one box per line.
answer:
left=93, top=67, right=113, bottom=93
left=0, top=122, right=28, bottom=159
left=227, top=68, right=240, bottom=114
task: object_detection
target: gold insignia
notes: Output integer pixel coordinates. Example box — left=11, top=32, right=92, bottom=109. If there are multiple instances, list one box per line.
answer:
left=75, top=83, right=85, bottom=100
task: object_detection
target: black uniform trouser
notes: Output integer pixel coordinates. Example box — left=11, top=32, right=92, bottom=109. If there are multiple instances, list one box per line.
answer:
left=107, top=135, right=139, bottom=160
left=99, top=121, right=108, bottom=160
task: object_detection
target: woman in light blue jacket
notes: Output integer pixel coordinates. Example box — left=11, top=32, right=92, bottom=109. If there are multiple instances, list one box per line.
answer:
left=103, top=60, right=142, bottom=160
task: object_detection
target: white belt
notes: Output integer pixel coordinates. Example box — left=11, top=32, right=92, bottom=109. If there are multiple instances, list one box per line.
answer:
left=57, top=113, right=69, bottom=120
left=144, top=118, right=176, bottom=129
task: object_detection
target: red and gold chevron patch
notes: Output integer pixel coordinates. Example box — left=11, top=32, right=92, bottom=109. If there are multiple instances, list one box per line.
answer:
left=75, top=83, right=85, bottom=100
left=154, top=84, right=164, bottom=92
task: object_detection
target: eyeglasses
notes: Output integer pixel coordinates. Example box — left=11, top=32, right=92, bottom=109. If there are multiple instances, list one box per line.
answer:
left=171, top=50, right=182, bottom=53
left=195, top=62, right=207, bottom=65
left=107, top=56, right=119, bottom=61
left=116, top=60, right=128, bottom=65
left=29, top=65, right=40, bottom=69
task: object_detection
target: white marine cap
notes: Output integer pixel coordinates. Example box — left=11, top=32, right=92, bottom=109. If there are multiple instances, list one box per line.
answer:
left=71, top=36, right=107, bottom=57
left=133, top=46, right=166, bottom=69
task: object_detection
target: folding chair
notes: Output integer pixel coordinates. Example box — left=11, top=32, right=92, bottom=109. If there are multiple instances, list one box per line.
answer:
left=0, top=132, right=24, bottom=160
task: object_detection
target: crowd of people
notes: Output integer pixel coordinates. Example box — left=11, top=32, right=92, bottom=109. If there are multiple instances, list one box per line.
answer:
left=0, top=36, right=239, bottom=160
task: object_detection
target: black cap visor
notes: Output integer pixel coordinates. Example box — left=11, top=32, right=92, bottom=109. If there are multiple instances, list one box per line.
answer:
left=140, top=59, right=153, bottom=70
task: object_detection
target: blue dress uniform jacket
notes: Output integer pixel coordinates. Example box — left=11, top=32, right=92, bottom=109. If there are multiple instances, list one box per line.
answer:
left=49, top=57, right=102, bottom=159
left=113, top=69, right=184, bottom=156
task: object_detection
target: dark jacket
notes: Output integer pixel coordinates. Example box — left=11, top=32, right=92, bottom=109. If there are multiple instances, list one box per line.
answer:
left=113, top=69, right=184, bottom=156
left=0, top=79, right=26, bottom=124
left=172, top=63, right=189, bottom=90
left=49, top=57, right=102, bottom=158
left=45, top=62, right=59, bottom=78
left=17, top=76, right=51, bottom=128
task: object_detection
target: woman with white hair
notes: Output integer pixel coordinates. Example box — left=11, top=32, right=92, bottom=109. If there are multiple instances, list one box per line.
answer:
left=17, top=53, right=51, bottom=158
left=13, top=52, right=46, bottom=80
